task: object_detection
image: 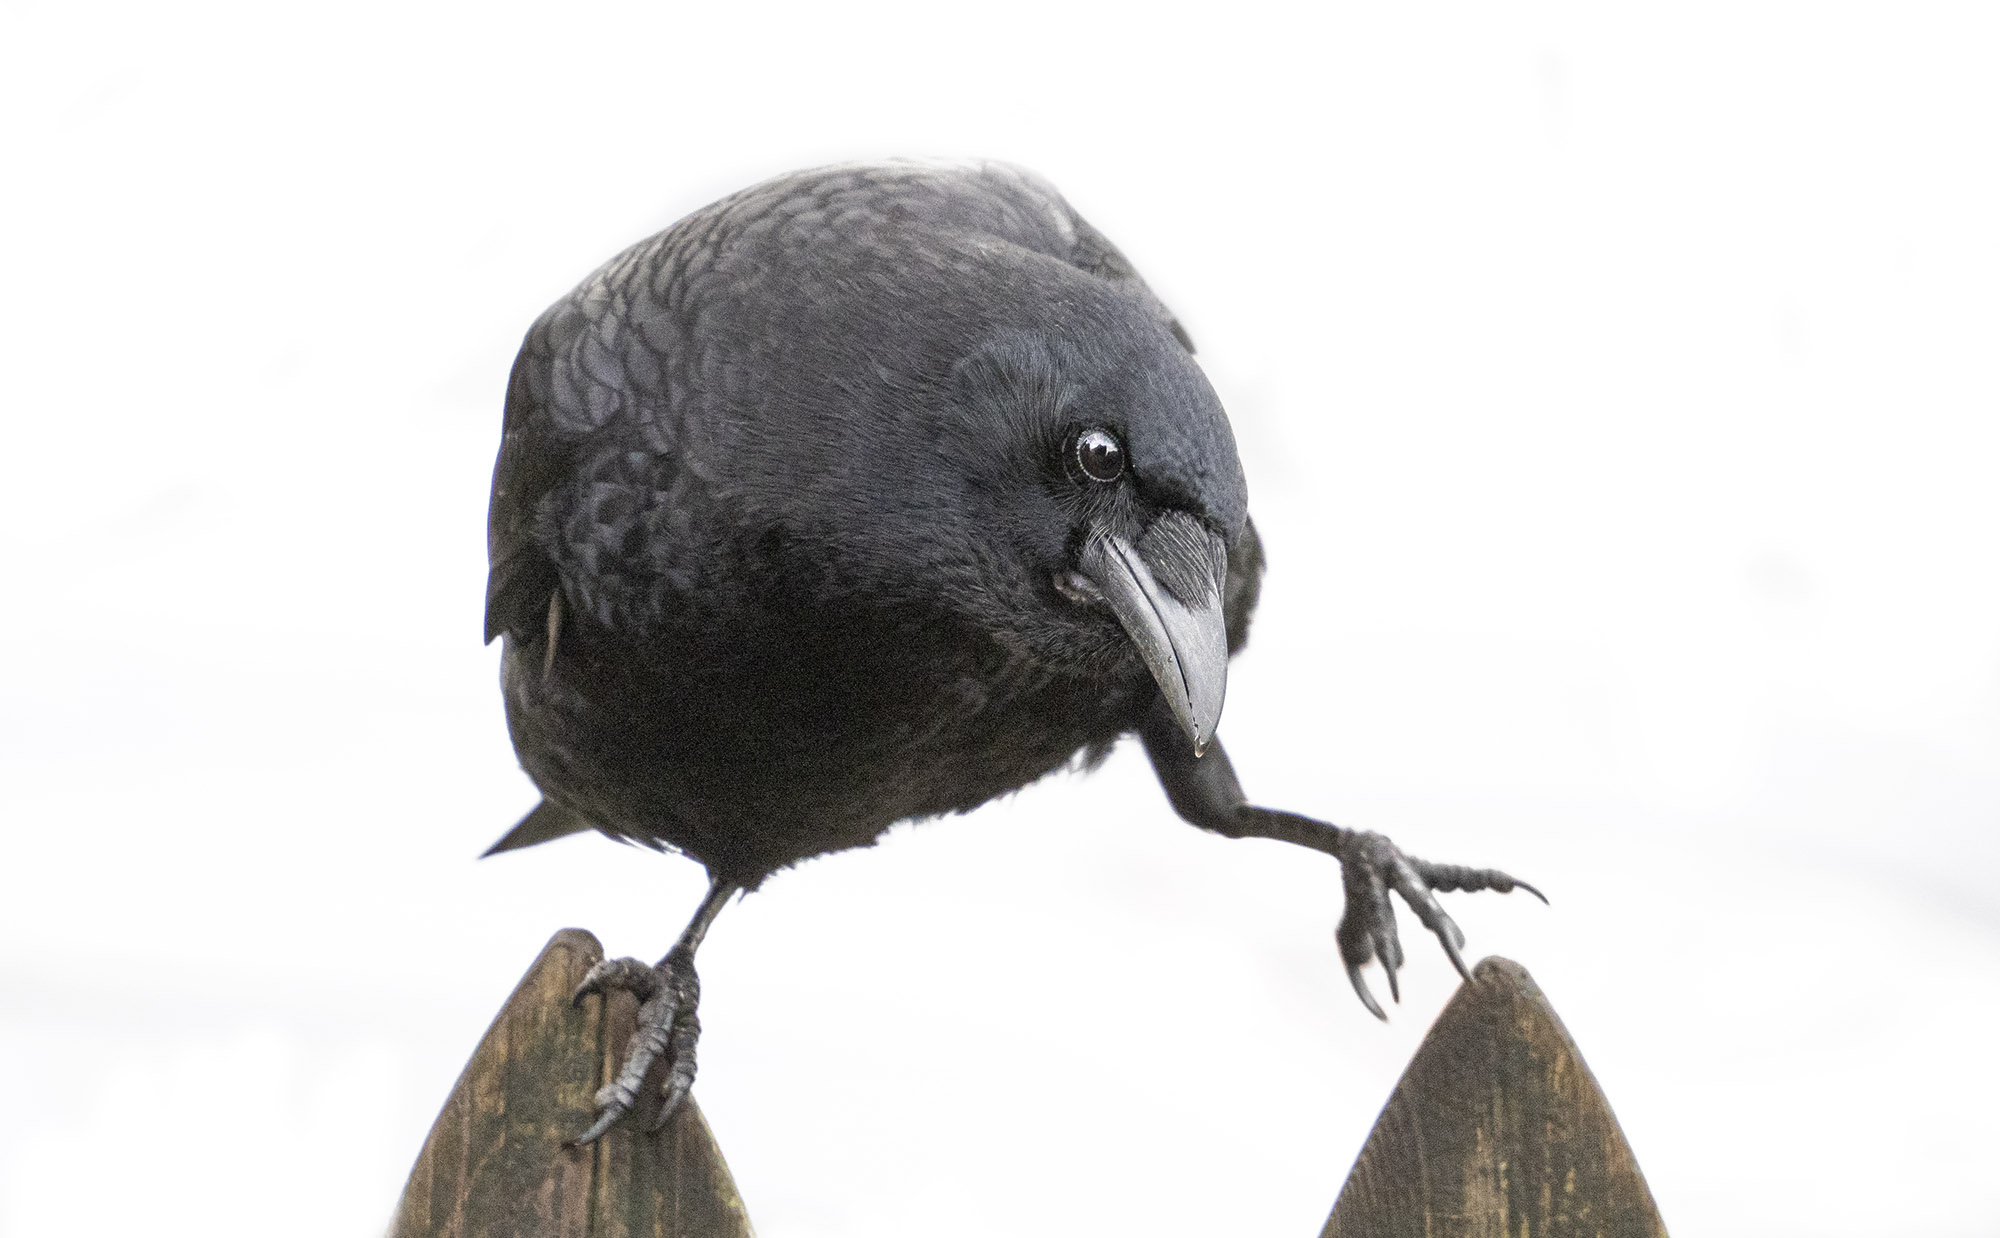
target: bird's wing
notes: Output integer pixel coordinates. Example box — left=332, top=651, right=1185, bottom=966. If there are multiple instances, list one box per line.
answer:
left=484, top=324, right=572, bottom=644
left=483, top=241, right=687, bottom=644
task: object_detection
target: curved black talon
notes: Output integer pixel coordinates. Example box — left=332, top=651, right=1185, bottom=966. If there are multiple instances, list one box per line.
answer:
left=647, top=979, right=701, bottom=1133
left=1431, top=918, right=1473, bottom=984
left=649, top=1040, right=697, bottom=1132
left=1337, top=852, right=1396, bottom=1019
left=1344, top=957, right=1387, bottom=1021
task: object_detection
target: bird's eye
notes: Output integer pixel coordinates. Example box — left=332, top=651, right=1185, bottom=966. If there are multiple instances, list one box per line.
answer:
left=1073, top=428, right=1126, bottom=483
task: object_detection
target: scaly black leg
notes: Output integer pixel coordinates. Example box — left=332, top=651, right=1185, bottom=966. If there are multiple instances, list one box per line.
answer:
left=1140, top=703, right=1543, bottom=1020
left=567, top=877, right=738, bottom=1145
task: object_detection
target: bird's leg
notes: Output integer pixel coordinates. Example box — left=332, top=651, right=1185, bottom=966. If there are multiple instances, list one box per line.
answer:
left=1139, top=703, right=1543, bottom=1020
left=566, top=877, right=738, bottom=1145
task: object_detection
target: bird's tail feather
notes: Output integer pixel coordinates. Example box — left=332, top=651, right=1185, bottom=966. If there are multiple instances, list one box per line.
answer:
left=482, top=800, right=594, bottom=856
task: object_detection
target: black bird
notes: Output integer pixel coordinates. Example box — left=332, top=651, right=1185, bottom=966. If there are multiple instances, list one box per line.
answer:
left=483, top=160, right=1542, bottom=1143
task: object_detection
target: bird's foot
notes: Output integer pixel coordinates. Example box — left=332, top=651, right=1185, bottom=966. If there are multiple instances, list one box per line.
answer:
left=1334, top=830, right=1545, bottom=1020
left=566, top=946, right=701, bottom=1145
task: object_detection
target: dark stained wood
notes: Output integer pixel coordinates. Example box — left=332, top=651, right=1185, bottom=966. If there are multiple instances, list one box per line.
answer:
left=1322, top=957, right=1667, bottom=1238
left=392, top=929, right=755, bottom=1238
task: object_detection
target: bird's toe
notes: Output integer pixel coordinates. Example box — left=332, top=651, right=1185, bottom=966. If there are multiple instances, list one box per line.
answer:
left=567, top=951, right=703, bottom=1144
left=1333, top=830, right=1541, bottom=1015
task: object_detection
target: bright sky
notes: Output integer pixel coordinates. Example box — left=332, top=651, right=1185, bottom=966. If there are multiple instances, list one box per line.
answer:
left=2, top=3, right=1996, bottom=1236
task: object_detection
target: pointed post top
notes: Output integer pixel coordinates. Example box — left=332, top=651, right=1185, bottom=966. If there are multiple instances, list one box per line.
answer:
left=392, top=929, right=755, bottom=1238
left=1323, top=957, right=1667, bottom=1238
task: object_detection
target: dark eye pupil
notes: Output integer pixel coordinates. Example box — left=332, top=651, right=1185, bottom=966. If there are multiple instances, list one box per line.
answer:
left=1076, top=429, right=1124, bottom=482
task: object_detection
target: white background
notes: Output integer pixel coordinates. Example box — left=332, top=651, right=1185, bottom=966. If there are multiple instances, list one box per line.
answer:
left=3, top=3, right=1997, bottom=1235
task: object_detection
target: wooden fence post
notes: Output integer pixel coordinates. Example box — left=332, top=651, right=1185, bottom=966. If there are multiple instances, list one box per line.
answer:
left=390, top=929, right=754, bottom=1238
left=1322, top=956, right=1668, bottom=1238
left=392, top=939, right=1660, bottom=1237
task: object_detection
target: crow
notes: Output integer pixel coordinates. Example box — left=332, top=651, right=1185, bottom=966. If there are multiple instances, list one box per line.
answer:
left=483, top=160, right=1542, bottom=1144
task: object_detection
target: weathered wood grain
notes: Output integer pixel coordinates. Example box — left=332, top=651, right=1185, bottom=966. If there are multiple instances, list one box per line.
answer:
left=1322, top=956, right=1666, bottom=1238
left=391, top=929, right=754, bottom=1238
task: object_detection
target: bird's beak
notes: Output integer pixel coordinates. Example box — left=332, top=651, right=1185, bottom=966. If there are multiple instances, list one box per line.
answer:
left=1078, top=513, right=1230, bottom=754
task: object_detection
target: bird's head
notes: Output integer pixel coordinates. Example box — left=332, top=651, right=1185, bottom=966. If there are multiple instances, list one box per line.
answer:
left=934, top=289, right=1250, bottom=753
